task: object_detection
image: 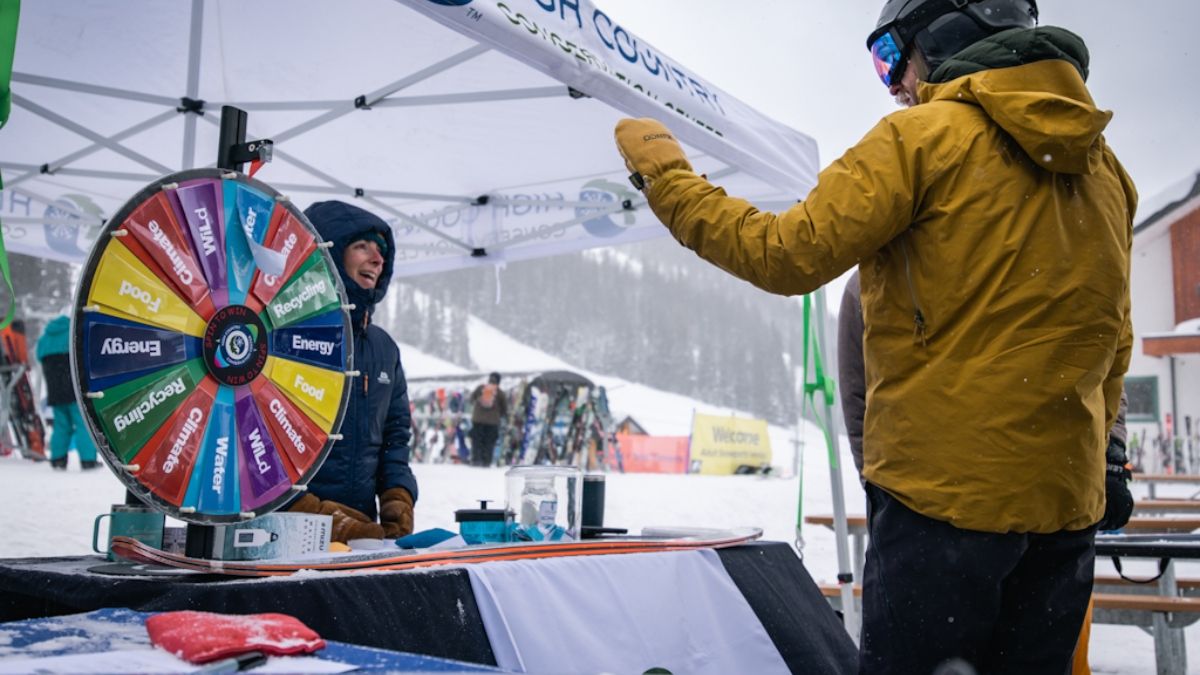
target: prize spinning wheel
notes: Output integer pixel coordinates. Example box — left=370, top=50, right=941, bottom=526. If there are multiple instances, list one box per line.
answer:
left=71, top=169, right=353, bottom=524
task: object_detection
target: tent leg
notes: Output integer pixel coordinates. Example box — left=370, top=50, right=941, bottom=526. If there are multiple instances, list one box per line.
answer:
left=813, top=288, right=860, bottom=644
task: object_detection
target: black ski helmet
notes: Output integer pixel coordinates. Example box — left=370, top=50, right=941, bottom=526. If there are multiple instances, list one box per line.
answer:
left=867, top=0, right=1038, bottom=83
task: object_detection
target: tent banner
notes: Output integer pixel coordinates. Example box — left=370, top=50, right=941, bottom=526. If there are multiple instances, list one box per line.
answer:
left=0, top=190, right=104, bottom=264
left=614, top=433, right=689, bottom=474
left=402, top=0, right=818, bottom=196
left=392, top=174, right=660, bottom=277
left=688, top=413, right=771, bottom=475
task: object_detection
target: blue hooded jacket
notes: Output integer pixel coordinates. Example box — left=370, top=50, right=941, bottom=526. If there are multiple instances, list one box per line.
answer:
left=301, top=201, right=416, bottom=518
left=35, top=315, right=70, bottom=359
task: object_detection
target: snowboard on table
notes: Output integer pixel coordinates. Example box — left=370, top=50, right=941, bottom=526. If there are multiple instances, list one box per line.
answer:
left=110, top=527, right=762, bottom=577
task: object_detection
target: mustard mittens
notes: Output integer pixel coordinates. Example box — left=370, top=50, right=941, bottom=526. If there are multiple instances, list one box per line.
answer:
left=289, top=492, right=385, bottom=543
left=614, top=118, right=693, bottom=189
left=379, top=487, right=415, bottom=539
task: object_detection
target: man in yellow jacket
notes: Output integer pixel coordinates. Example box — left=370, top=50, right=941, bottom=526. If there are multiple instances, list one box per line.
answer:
left=614, top=0, right=1135, bottom=672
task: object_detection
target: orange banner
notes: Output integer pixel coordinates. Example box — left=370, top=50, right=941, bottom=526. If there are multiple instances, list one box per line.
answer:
left=615, top=434, right=690, bottom=474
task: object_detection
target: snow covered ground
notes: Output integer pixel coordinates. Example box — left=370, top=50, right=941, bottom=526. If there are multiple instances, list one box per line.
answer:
left=1, top=318, right=1195, bottom=673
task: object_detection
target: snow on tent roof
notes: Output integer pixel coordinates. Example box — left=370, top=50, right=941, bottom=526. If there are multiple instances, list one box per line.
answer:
left=0, top=0, right=818, bottom=276
left=530, top=370, right=594, bottom=390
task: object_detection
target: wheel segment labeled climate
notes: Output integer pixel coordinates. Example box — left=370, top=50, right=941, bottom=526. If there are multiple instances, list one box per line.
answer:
left=72, top=169, right=352, bottom=524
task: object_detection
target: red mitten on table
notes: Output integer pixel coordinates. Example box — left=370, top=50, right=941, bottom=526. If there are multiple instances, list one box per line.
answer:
left=146, top=610, right=326, bottom=663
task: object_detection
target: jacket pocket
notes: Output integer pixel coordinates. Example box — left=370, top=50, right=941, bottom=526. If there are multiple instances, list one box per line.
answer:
left=899, top=236, right=928, bottom=346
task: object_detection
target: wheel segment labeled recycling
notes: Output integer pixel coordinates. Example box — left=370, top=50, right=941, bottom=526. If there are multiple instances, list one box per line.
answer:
left=72, top=169, right=353, bottom=524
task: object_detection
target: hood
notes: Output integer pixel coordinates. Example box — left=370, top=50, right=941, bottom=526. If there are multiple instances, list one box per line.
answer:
left=920, top=27, right=1112, bottom=175
left=303, top=200, right=396, bottom=327
left=36, top=315, right=71, bottom=360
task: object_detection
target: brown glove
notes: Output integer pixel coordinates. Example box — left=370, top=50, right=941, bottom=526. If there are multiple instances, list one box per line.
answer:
left=613, top=118, right=693, bottom=189
left=379, top=487, right=414, bottom=539
left=289, top=493, right=385, bottom=543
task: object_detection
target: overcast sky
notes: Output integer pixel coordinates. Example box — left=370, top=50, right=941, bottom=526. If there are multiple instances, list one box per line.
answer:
left=598, top=1, right=1200, bottom=207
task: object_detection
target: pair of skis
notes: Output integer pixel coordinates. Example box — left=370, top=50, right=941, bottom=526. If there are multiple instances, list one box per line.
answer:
left=110, top=527, right=762, bottom=577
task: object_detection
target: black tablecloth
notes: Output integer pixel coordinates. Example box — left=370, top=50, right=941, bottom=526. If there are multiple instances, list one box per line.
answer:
left=0, top=541, right=857, bottom=673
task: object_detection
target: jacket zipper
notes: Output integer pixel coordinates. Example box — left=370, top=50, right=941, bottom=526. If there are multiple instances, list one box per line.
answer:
left=900, top=236, right=928, bottom=347
left=360, top=313, right=370, bottom=398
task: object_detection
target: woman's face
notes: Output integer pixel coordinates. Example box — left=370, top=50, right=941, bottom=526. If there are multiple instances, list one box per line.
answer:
left=343, top=239, right=384, bottom=289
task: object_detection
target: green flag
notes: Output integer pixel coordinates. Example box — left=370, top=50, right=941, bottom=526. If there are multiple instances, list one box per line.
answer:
left=0, top=0, right=19, bottom=329
left=0, top=0, right=18, bottom=131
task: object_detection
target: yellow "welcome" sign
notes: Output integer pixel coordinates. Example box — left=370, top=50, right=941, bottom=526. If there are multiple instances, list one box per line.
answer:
left=689, top=413, right=772, bottom=475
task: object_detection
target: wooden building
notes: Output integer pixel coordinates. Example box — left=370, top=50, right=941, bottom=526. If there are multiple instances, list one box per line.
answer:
left=1127, top=170, right=1200, bottom=443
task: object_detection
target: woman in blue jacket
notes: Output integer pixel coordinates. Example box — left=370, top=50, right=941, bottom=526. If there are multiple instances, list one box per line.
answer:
left=289, top=201, right=417, bottom=543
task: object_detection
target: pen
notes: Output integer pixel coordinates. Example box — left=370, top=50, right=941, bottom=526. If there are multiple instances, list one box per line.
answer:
left=195, top=650, right=268, bottom=673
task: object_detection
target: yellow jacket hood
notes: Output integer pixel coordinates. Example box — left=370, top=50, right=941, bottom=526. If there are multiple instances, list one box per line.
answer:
left=921, top=60, right=1112, bottom=175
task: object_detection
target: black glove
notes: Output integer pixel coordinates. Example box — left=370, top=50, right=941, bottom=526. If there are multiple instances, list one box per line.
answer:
left=1096, top=438, right=1133, bottom=531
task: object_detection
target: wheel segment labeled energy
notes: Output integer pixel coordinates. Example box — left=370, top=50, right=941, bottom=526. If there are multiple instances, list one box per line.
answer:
left=72, top=169, right=352, bottom=524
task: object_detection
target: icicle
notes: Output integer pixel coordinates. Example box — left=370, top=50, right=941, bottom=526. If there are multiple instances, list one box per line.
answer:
left=494, top=261, right=506, bottom=305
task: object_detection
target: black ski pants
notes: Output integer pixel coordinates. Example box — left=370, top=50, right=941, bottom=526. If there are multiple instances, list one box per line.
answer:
left=859, top=483, right=1095, bottom=675
left=469, top=423, right=499, bottom=467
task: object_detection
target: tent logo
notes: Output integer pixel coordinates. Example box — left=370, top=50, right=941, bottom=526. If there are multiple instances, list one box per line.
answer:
left=43, top=194, right=104, bottom=256
left=576, top=179, right=637, bottom=238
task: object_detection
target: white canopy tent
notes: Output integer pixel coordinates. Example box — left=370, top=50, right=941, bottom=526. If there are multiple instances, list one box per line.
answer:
left=1, top=0, right=817, bottom=274
left=0, top=0, right=860, bottom=639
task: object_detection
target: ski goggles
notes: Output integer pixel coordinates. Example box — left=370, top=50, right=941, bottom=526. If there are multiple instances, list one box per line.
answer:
left=869, top=31, right=907, bottom=87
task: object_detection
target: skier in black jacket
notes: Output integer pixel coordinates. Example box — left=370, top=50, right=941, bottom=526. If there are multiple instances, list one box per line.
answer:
left=288, top=201, right=417, bottom=543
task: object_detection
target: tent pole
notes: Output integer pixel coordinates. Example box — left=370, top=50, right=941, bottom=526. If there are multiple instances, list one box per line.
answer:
left=0, top=162, right=157, bottom=183
left=489, top=201, right=639, bottom=251
left=360, top=193, right=478, bottom=252
left=203, top=85, right=567, bottom=113
left=180, top=0, right=205, bottom=170
left=3, top=186, right=100, bottom=220
left=11, top=94, right=171, bottom=174
left=12, top=72, right=176, bottom=105
left=2, top=109, right=177, bottom=190
left=813, top=288, right=860, bottom=642
left=370, top=86, right=565, bottom=108
left=793, top=361, right=805, bottom=555
left=269, top=44, right=490, bottom=147
left=802, top=288, right=860, bottom=642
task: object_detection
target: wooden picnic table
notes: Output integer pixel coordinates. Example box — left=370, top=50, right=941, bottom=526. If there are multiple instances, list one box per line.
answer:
left=803, top=514, right=869, bottom=584
left=1124, top=516, right=1200, bottom=534
left=1136, top=499, right=1200, bottom=515
left=805, top=514, right=1200, bottom=533
left=1132, top=473, right=1200, bottom=500
left=803, top=513, right=1200, bottom=580
left=1134, top=474, right=1200, bottom=483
